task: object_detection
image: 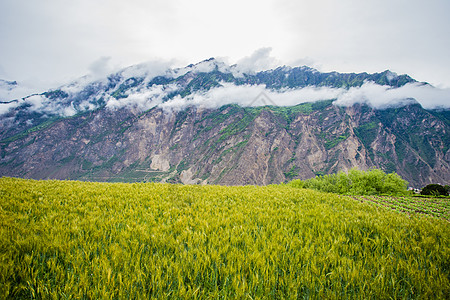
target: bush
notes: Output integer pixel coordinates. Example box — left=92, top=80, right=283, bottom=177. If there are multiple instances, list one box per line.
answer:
left=420, top=184, right=448, bottom=196
left=288, top=168, right=408, bottom=196
left=288, top=179, right=305, bottom=188
left=444, top=185, right=450, bottom=194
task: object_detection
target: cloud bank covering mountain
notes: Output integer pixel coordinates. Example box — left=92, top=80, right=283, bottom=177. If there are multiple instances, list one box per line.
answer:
left=1, top=54, right=449, bottom=119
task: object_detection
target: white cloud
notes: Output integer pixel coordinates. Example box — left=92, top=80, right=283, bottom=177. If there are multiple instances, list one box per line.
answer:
left=333, top=82, right=450, bottom=109
left=120, top=60, right=176, bottom=82
left=232, top=48, right=280, bottom=77
left=8, top=94, right=78, bottom=117
left=62, top=103, right=77, bottom=116
left=0, top=79, right=48, bottom=102
left=88, top=56, right=114, bottom=80
left=159, top=82, right=343, bottom=111
left=160, top=80, right=450, bottom=112
left=2, top=79, right=449, bottom=118
left=0, top=101, right=19, bottom=115
left=25, top=95, right=46, bottom=111
left=105, top=83, right=180, bottom=111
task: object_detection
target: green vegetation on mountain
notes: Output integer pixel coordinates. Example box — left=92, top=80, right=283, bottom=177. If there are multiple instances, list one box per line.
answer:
left=111, top=77, right=144, bottom=99
left=241, top=67, right=415, bottom=89
left=1, top=177, right=449, bottom=299
left=354, top=122, right=378, bottom=149
left=43, top=89, right=69, bottom=99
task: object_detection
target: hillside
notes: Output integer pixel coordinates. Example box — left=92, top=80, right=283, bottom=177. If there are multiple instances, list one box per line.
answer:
left=0, top=177, right=448, bottom=298
left=0, top=59, right=449, bottom=186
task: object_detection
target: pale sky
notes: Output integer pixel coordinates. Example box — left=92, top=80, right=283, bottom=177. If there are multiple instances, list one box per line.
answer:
left=1, top=0, right=449, bottom=97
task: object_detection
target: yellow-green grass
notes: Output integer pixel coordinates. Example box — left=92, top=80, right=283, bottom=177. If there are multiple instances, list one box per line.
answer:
left=0, top=177, right=449, bottom=299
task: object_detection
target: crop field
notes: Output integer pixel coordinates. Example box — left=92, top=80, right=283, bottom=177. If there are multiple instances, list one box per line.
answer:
left=0, top=177, right=449, bottom=299
left=352, top=195, right=450, bottom=221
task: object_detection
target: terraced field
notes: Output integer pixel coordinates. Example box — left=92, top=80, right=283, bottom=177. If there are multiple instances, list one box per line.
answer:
left=352, top=195, right=450, bottom=221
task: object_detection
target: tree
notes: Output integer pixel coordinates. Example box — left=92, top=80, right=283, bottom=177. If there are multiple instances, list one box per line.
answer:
left=288, top=168, right=408, bottom=195
left=420, top=184, right=448, bottom=196
left=444, top=185, right=450, bottom=194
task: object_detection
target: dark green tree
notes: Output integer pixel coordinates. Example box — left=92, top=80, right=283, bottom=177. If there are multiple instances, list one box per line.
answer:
left=444, top=185, right=450, bottom=194
left=420, top=184, right=448, bottom=196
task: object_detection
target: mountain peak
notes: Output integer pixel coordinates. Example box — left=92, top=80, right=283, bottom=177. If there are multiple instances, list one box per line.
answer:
left=383, top=70, right=399, bottom=80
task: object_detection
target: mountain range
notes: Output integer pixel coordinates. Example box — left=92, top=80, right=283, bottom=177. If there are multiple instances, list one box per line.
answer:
left=1, top=59, right=449, bottom=187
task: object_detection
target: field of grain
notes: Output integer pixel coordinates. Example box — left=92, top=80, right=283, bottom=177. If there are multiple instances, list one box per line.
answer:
left=0, top=177, right=449, bottom=298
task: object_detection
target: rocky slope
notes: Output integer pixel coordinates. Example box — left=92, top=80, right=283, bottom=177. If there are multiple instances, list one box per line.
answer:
left=0, top=60, right=448, bottom=187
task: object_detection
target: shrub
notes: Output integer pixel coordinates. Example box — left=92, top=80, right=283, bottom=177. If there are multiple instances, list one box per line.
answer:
left=288, top=179, right=304, bottom=188
left=288, top=168, right=408, bottom=196
left=420, top=184, right=448, bottom=196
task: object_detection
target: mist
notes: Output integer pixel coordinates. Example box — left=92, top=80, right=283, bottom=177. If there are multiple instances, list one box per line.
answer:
left=159, top=81, right=450, bottom=112
left=159, top=83, right=343, bottom=111
left=2, top=80, right=449, bottom=118
left=333, top=82, right=450, bottom=110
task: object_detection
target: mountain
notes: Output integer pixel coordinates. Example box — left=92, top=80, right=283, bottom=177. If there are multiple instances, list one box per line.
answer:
left=0, top=59, right=448, bottom=187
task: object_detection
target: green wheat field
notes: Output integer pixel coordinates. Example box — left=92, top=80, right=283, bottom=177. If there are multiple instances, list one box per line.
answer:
left=0, top=177, right=449, bottom=299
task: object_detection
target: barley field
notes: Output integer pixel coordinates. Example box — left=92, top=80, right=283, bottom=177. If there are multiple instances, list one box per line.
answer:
left=0, top=177, right=449, bottom=299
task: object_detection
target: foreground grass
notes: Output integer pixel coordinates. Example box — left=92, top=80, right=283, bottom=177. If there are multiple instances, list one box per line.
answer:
left=0, top=177, right=449, bottom=299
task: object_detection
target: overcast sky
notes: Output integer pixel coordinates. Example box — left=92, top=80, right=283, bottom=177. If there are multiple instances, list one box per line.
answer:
left=1, top=0, right=449, bottom=95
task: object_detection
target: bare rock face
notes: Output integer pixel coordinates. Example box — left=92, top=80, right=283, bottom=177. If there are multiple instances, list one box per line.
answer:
left=0, top=101, right=449, bottom=187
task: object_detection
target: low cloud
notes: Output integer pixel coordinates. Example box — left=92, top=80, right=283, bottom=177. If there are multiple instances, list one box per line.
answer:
left=0, top=101, right=19, bottom=115
left=161, top=81, right=450, bottom=111
left=120, top=60, right=176, bottom=82
left=0, top=94, right=77, bottom=117
left=23, top=94, right=77, bottom=117
left=0, top=79, right=45, bottom=103
left=160, top=83, right=343, bottom=111
left=334, top=81, right=450, bottom=109
left=105, top=83, right=180, bottom=111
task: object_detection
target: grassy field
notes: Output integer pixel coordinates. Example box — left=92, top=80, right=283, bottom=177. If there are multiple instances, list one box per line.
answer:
left=0, top=177, right=449, bottom=299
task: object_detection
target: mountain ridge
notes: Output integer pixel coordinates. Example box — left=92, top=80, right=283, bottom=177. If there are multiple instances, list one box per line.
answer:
left=0, top=59, right=448, bottom=187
